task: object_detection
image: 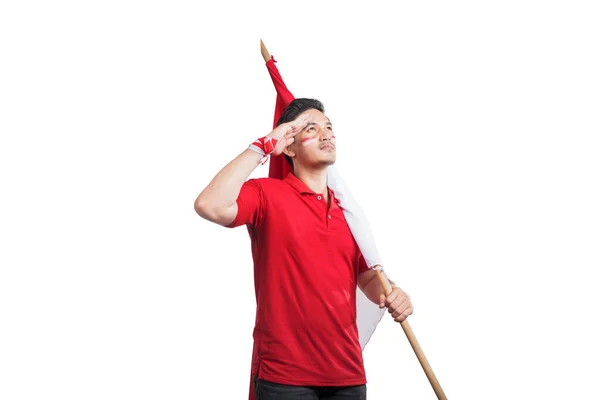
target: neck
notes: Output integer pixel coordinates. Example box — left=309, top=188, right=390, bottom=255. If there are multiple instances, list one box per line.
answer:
left=293, top=165, right=328, bottom=197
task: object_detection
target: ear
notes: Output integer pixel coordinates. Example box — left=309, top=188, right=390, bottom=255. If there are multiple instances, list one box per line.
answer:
left=282, top=145, right=296, bottom=158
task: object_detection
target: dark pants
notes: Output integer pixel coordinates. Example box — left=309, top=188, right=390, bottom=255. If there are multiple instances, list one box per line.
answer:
left=254, top=377, right=367, bottom=400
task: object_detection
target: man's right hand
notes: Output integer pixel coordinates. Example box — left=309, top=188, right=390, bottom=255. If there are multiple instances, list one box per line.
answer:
left=268, top=113, right=311, bottom=156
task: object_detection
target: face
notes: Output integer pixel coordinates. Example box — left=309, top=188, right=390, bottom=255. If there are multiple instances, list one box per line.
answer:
left=285, top=108, right=336, bottom=169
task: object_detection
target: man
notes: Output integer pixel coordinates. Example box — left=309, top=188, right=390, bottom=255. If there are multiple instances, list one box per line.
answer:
left=195, top=98, right=413, bottom=399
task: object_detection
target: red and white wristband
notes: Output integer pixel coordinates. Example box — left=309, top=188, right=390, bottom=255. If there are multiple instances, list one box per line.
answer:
left=248, top=135, right=278, bottom=165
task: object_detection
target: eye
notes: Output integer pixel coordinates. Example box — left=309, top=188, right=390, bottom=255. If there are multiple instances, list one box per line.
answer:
left=326, top=126, right=333, bottom=131
left=308, top=126, right=316, bottom=132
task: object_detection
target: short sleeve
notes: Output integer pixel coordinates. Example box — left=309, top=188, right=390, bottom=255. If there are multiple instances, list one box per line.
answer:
left=226, top=179, right=264, bottom=228
left=357, top=250, right=370, bottom=273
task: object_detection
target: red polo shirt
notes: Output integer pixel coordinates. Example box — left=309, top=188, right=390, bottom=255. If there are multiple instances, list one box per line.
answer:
left=227, top=172, right=369, bottom=386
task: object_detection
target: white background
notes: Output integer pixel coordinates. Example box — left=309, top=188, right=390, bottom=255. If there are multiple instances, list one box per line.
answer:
left=1, top=1, right=599, bottom=399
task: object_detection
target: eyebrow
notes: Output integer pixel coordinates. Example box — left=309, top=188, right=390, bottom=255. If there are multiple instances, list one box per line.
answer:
left=306, top=121, right=333, bottom=127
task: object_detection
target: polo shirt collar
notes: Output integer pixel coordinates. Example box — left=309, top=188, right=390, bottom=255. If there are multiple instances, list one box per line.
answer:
left=283, top=172, right=340, bottom=204
left=283, top=172, right=315, bottom=194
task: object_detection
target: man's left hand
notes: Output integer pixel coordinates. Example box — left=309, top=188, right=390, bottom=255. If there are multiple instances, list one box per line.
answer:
left=379, top=287, right=413, bottom=323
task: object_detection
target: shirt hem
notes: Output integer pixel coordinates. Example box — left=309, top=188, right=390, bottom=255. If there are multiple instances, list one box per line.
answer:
left=258, top=372, right=367, bottom=387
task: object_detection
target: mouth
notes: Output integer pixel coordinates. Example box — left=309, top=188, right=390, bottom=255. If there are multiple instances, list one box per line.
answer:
left=320, top=144, right=335, bottom=151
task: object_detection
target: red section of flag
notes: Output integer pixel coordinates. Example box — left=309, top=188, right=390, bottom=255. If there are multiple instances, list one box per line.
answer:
left=247, top=55, right=296, bottom=400
left=266, top=56, right=295, bottom=180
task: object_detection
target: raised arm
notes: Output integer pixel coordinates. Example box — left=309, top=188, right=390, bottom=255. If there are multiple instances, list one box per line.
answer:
left=194, top=149, right=262, bottom=226
left=194, top=113, right=310, bottom=226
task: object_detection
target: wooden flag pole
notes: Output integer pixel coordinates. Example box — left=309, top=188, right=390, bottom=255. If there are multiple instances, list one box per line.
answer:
left=260, top=39, right=447, bottom=400
left=260, top=39, right=271, bottom=63
left=375, top=269, right=448, bottom=400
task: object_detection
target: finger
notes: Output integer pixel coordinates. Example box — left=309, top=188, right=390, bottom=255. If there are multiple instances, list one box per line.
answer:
left=390, top=296, right=410, bottom=319
left=385, top=290, right=400, bottom=307
left=395, top=313, right=408, bottom=323
left=392, top=302, right=411, bottom=318
left=285, top=126, right=302, bottom=137
left=294, top=113, right=311, bottom=123
left=288, top=128, right=305, bottom=138
left=388, top=294, right=406, bottom=311
left=290, top=114, right=311, bottom=130
left=394, top=307, right=414, bottom=323
left=289, top=122, right=308, bottom=135
left=388, top=295, right=408, bottom=317
left=395, top=300, right=414, bottom=320
left=379, top=293, right=386, bottom=309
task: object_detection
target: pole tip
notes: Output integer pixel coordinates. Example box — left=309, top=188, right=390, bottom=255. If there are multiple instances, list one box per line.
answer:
left=260, top=39, right=271, bottom=63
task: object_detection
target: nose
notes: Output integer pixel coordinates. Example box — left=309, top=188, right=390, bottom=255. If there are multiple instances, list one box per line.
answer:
left=320, top=127, right=333, bottom=141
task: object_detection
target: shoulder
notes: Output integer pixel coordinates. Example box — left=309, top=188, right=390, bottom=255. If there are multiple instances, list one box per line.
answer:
left=244, top=178, right=296, bottom=208
left=246, top=177, right=289, bottom=192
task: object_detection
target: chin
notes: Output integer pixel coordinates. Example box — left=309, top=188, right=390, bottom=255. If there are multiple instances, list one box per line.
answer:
left=318, top=156, right=336, bottom=167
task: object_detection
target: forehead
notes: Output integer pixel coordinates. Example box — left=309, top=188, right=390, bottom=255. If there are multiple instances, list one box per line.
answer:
left=305, top=108, right=330, bottom=123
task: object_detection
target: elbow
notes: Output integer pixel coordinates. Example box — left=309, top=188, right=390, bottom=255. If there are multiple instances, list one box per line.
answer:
left=194, top=196, right=211, bottom=219
left=194, top=192, right=236, bottom=226
left=194, top=197, right=229, bottom=224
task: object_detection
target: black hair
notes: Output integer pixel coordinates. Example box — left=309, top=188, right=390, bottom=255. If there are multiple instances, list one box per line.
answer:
left=276, top=98, right=325, bottom=167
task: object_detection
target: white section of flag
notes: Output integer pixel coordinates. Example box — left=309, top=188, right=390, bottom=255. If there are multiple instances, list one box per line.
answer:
left=327, top=166, right=386, bottom=349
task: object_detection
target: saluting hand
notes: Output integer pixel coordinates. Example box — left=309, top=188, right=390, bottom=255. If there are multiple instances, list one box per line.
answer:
left=380, top=287, right=414, bottom=323
left=267, top=113, right=311, bottom=156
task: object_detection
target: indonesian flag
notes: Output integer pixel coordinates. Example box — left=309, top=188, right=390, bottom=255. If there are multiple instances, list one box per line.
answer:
left=265, top=57, right=294, bottom=180
left=247, top=56, right=386, bottom=399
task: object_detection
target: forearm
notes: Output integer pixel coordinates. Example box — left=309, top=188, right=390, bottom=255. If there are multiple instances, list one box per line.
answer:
left=194, top=113, right=310, bottom=225
left=194, top=149, right=262, bottom=221
left=360, top=270, right=396, bottom=304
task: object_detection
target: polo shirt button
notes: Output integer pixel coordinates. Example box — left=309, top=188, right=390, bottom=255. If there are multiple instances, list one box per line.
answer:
left=328, top=215, right=332, bottom=219
left=317, top=195, right=322, bottom=200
